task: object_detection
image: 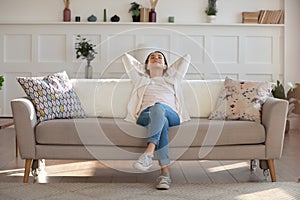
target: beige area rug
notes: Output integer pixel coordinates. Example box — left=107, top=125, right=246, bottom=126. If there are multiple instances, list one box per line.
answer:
left=0, top=182, right=299, bottom=200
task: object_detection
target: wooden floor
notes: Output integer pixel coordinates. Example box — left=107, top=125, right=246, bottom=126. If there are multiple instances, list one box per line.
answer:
left=0, top=117, right=299, bottom=184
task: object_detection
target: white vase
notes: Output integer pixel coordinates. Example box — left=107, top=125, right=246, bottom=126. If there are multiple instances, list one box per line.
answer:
left=85, top=59, right=93, bottom=79
left=207, top=15, right=216, bottom=23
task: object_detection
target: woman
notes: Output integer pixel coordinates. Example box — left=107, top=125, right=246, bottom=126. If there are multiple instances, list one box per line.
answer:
left=122, top=51, right=191, bottom=190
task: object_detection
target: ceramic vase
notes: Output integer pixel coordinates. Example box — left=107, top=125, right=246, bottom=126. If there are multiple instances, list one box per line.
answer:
left=63, top=8, right=71, bottom=21
left=149, top=8, right=156, bottom=22
left=63, top=0, right=71, bottom=22
left=85, top=59, right=93, bottom=79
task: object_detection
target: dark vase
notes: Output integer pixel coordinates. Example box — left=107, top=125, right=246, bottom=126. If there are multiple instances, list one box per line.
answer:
left=103, top=9, right=107, bottom=22
left=111, top=15, right=120, bottom=22
left=132, top=15, right=140, bottom=22
left=149, top=8, right=156, bottom=22
left=63, top=8, right=71, bottom=22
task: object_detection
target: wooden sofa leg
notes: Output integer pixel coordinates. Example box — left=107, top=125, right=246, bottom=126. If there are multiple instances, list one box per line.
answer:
left=267, top=159, right=276, bottom=182
left=23, top=159, right=32, bottom=183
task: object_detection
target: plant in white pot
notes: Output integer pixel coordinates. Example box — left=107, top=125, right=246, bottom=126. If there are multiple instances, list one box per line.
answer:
left=75, top=35, right=97, bottom=79
left=205, top=0, right=218, bottom=23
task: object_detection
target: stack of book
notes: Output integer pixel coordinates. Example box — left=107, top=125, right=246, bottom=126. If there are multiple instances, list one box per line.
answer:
left=242, top=10, right=284, bottom=24
left=258, top=10, right=284, bottom=24
left=242, top=12, right=260, bottom=23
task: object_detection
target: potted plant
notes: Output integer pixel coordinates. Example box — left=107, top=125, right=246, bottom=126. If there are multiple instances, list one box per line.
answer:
left=205, top=0, right=218, bottom=23
left=75, top=35, right=97, bottom=79
left=271, top=80, right=297, bottom=133
left=271, top=80, right=286, bottom=100
left=129, top=2, right=141, bottom=22
left=0, top=75, right=4, bottom=90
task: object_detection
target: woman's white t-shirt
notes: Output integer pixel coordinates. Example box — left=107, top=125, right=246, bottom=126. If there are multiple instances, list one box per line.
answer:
left=139, top=77, right=177, bottom=115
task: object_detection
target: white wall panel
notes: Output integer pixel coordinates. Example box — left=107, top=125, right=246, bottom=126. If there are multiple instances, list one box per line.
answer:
left=141, top=35, right=170, bottom=57
left=173, top=35, right=205, bottom=76
left=245, top=36, right=272, bottom=64
left=107, top=34, right=136, bottom=62
left=38, top=34, right=66, bottom=63
left=211, top=36, right=239, bottom=64
left=246, top=74, right=273, bottom=81
left=175, top=35, right=205, bottom=64
left=0, top=23, right=284, bottom=115
left=4, top=34, right=32, bottom=63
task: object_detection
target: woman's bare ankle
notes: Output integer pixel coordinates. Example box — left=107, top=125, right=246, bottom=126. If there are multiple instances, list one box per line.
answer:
left=145, top=142, right=156, bottom=154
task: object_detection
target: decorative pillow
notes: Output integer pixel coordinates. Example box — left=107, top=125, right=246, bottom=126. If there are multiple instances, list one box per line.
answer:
left=209, top=77, right=271, bottom=123
left=17, top=71, right=85, bottom=122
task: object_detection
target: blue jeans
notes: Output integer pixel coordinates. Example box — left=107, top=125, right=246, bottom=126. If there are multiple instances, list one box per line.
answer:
left=136, top=102, right=180, bottom=166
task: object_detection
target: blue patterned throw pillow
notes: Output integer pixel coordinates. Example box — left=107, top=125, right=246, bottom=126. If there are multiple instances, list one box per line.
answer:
left=17, top=71, right=85, bottom=122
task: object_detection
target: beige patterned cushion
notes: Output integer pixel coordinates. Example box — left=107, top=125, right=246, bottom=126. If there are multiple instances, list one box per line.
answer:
left=209, top=77, right=271, bottom=123
left=17, top=71, right=85, bottom=122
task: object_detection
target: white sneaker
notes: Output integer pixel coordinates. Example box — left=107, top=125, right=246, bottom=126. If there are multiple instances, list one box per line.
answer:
left=133, top=152, right=153, bottom=171
left=156, top=174, right=171, bottom=190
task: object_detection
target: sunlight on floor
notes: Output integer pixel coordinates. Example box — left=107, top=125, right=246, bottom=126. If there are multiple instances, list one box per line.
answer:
left=237, top=188, right=295, bottom=199
left=0, top=168, right=24, bottom=174
left=207, top=161, right=249, bottom=173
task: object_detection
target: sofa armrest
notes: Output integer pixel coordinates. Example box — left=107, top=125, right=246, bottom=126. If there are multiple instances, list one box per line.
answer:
left=261, top=97, right=288, bottom=159
left=11, top=98, right=37, bottom=159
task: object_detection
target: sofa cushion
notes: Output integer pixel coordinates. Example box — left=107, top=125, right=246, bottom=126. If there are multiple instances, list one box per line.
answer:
left=35, top=118, right=265, bottom=147
left=71, top=79, right=133, bottom=117
left=71, top=79, right=224, bottom=118
left=209, top=77, right=271, bottom=123
left=182, top=80, right=223, bottom=118
left=17, top=71, right=85, bottom=122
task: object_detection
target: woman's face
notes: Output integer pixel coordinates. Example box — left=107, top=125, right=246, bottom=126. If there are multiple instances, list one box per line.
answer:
left=147, top=52, right=166, bottom=71
left=148, top=52, right=165, bottom=65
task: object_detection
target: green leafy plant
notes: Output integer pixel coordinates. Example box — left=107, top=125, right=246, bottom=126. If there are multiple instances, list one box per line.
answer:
left=75, top=35, right=97, bottom=61
left=129, top=2, right=141, bottom=17
left=272, top=80, right=286, bottom=99
left=205, top=0, right=218, bottom=16
left=0, top=75, right=4, bottom=90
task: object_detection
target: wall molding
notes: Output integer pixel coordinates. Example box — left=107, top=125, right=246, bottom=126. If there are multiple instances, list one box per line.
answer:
left=0, top=22, right=284, bottom=115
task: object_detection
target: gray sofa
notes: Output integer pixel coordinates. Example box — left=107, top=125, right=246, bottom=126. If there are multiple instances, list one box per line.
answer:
left=11, top=79, right=288, bottom=183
